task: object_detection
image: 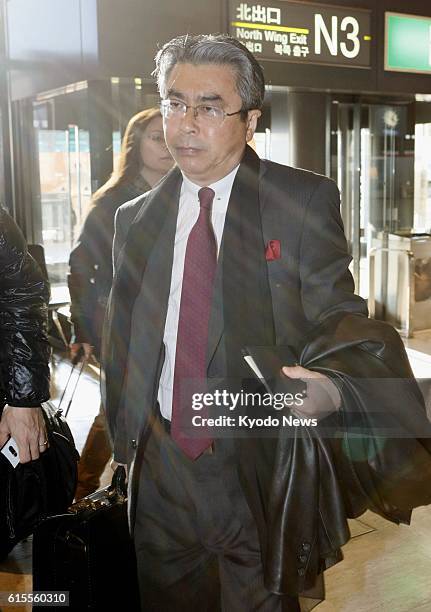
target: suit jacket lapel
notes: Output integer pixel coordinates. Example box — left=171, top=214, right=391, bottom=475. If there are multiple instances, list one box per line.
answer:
left=131, top=166, right=182, bottom=369
left=129, top=165, right=182, bottom=229
left=121, top=168, right=182, bottom=440
left=206, top=148, right=268, bottom=371
left=103, top=166, right=181, bottom=427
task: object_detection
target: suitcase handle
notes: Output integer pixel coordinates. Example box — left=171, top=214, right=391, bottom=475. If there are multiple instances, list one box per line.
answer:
left=55, top=359, right=86, bottom=418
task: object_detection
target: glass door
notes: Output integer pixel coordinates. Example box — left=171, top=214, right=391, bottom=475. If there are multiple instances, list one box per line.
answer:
left=331, top=102, right=361, bottom=292
left=329, top=100, right=364, bottom=295
left=414, top=122, right=431, bottom=231
left=33, top=92, right=91, bottom=299
left=329, top=98, right=415, bottom=302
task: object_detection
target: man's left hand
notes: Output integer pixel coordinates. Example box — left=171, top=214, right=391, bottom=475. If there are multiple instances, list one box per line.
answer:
left=281, top=365, right=341, bottom=419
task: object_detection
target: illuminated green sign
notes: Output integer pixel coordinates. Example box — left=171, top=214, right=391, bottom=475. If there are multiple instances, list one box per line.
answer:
left=385, top=12, right=431, bottom=74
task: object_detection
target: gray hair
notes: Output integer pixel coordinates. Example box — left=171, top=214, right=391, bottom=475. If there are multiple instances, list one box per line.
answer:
left=153, top=34, right=265, bottom=115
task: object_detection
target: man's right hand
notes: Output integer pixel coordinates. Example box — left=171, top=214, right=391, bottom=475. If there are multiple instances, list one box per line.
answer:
left=70, top=342, right=93, bottom=363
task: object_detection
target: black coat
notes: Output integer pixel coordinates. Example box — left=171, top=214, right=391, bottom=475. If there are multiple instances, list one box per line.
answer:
left=239, top=313, right=431, bottom=597
left=0, top=206, right=50, bottom=407
left=68, top=178, right=149, bottom=353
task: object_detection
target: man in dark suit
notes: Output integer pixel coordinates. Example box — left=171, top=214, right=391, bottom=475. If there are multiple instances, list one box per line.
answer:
left=102, top=34, right=368, bottom=611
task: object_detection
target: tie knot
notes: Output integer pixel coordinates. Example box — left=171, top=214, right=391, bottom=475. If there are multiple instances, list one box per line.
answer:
left=198, top=187, right=215, bottom=211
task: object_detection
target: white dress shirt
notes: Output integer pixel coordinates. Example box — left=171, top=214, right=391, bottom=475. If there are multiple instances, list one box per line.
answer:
left=157, top=165, right=240, bottom=420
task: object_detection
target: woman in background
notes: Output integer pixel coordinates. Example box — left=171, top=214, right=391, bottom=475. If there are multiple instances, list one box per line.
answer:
left=68, top=107, right=173, bottom=499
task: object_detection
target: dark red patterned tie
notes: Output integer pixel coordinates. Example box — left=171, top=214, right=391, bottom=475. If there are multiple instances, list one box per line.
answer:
left=171, top=187, right=216, bottom=459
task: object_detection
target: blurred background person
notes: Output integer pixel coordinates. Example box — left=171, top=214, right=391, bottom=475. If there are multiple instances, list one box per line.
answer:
left=68, top=107, right=173, bottom=499
left=0, top=206, right=51, bottom=463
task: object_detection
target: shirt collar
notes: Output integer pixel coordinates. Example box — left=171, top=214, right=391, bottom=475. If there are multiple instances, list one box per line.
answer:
left=181, top=164, right=240, bottom=212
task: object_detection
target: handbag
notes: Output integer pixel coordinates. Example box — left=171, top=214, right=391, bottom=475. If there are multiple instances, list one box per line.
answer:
left=0, top=368, right=80, bottom=560
left=33, top=465, right=140, bottom=611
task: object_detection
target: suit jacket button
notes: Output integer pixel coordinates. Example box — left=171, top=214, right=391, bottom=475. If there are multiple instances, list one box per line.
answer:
left=131, top=439, right=137, bottom=449
left=301, top=542, right=311, bottom=552
left=298, top=568, right=306, bottom=576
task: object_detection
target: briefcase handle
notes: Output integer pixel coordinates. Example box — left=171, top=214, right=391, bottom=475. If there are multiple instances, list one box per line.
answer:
left=110, top=465, right=127, bottom=498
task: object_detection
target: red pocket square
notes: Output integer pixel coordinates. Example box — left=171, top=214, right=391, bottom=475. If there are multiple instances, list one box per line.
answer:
left=265, top=240, right=281, bottom=261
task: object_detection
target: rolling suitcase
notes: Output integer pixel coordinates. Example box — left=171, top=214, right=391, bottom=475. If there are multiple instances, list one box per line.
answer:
left=32, top=465, right=140, bottom=611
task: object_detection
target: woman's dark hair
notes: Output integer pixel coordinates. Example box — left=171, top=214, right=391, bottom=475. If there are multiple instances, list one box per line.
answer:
left=93, top=106, right=162, bottom=202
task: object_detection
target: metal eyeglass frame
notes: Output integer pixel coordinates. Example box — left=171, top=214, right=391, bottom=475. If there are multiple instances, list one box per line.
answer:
left=160, top=99, right=243, bottom=123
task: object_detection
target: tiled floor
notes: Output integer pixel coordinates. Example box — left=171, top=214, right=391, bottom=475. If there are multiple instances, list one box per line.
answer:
left=1, top=337, right=431, bottom=612
left=404, top=329, right=431, bottom=358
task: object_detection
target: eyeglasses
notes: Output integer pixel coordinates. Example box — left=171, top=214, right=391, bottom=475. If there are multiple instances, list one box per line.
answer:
left=160, top=99, right=243, bottom=125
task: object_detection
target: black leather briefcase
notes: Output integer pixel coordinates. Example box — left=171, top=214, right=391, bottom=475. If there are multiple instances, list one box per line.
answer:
left=32, top=466, right=140, bottom=611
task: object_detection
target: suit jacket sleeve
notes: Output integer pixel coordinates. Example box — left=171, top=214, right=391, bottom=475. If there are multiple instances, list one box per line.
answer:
left=299, top=178, right=368, bottom=324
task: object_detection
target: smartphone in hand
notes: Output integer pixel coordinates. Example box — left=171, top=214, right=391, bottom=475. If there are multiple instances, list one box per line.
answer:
left=0, top=437, right=20, bottom=468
